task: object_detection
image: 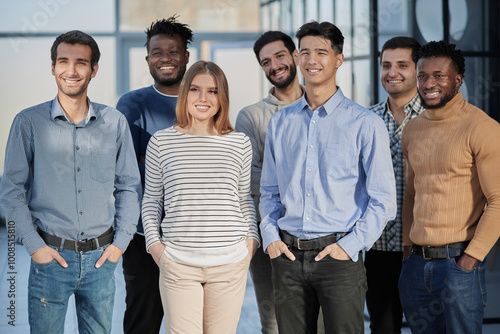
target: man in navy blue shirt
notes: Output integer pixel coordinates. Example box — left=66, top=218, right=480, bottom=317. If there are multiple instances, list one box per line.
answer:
left=116, top=15, right=193, bottom=334
left=0, top=30, right=141, bottom=333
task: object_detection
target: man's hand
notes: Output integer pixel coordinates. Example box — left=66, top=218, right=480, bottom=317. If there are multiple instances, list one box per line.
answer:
left=457, top=253, right=479, bottom=271
left=246, top=238, right=259, bottom=258
left=31, top=246, right=68, bottom=268
left=95, top=244, right=123, bottom=268
left=266, top=240, right=295, bottom=260
left=315, top=242, right=350, bottom=261
left=403, top=245, right=411, bottom=260
left=148, top=243, right=166, bottom=267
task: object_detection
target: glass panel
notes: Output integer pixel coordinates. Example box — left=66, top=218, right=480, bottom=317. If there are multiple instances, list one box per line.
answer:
left=453, top=0, right=486, bottom=51
left=292, top=0, right=305, bottom=32
left=352, top=59, right=371, bottom=107
left=262, top=5, right=271, bottom=31
left=305, top=0, right=319, bottom=22
left=377, top=0, right=409, bottom=34
left=337, top=59, right=352, bottom=99
left=211, top=43, right=262, bottom=126
left=120, top=0, right=260, bottom=32
left=353, top=0, right=370, bottom=56
left=0, top=0, right=115, bottom=33
left=335, top=0, right=352, bottom=57
left=319, top=0, right=334, bottom=23
left=415, top=0, right=444, bottom=42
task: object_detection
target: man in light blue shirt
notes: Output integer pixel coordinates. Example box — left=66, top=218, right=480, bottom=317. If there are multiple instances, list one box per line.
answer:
left=260, top=21, right=396, bottom=333
left=0, top=30, right=141, bottom=333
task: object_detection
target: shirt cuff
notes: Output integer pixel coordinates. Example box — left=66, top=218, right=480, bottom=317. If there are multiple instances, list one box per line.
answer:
left=22, top=230, right=47, bottom=255
left=337, top=233, right=361, bottom=262
left=112, top=229, right=134, bottom=253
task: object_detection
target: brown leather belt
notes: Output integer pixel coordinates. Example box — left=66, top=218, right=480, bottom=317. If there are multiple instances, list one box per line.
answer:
left=411, top=242, right=469, bottom=260
left=280, top=230, right=348, bottom=251
left=38, top=227, right=114, bottom=252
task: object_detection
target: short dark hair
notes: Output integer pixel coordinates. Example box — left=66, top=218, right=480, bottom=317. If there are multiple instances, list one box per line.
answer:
left=51, top=30, right=100, bottom=67
left=381, top=36, right=421, bottom=64
left=253, top=31, right=296, bottom=63
left=145, top=15, right=193, bottom=52
left=417, top=41, right=465, bottom=76
left=296, top=21, right=344, bottom=54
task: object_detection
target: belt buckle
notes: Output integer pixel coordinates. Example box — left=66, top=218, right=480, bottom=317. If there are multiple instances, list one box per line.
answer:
left=296, top=238, right=304, bottom=250
left=75, top=239, right=89, bottom=252
left=422, top=246, right=432, bottom=260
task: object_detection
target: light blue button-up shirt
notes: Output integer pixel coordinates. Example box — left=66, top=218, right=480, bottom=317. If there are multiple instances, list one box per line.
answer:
left=0, top=97, right=141, bottom=255
left=259, top=88, right=396, bottom=261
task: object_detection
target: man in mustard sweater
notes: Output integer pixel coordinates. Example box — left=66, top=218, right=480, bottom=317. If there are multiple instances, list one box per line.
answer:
left=399, top=40, right=500, bottom=333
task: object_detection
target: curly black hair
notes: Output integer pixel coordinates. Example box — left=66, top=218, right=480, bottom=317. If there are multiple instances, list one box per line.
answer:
left=417, top=41, right=465, bottom=76
left=145, top=14, right=193, bottom=52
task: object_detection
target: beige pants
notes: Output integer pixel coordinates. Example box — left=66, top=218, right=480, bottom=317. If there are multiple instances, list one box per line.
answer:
left=158, top=253, right=251, bottom=334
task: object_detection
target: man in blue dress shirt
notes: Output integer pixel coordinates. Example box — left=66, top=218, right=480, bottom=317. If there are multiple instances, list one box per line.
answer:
left=259, top=21, right=397, bottom=333
left=0, top=30, right=141, bottom=333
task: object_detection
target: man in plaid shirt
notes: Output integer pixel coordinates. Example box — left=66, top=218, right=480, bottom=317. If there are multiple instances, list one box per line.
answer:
left=365, top=36, right=424, bottom=334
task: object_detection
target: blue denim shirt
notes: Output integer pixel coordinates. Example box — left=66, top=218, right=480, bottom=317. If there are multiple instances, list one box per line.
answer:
left=0, top=97, right=141, bottom=255
left=259, top=88, right=396, bottom=261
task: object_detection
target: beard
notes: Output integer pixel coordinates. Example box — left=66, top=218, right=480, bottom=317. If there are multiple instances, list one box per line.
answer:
left=266, top=63, right=297, bottom=89
left=419, top=84, right=457, bottom=110
left=150, top=65, right=186, bottom=88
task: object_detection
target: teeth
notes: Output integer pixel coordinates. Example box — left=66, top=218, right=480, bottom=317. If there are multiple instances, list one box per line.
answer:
left=160, top=66, right=174, bottom=70
left=425, top=91, right=440, bottom=97
left=388, top=80, right=402, bottom=83
left=308, top=69, right=320, bottom=73
left=274, top=69, right=286, bottom=76
left=196, top=105, right=209, bottom=110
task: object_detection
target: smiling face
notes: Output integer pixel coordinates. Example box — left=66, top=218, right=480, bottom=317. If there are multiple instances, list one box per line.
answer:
left=51, top=42, right=97, bottom=99
left=417, top=56, right=462, bottom=109
left=259, top=40, right=298, bottom=89
left=187, top=73, right=220, bottom=125
left=380, top=48, right=417, bottom=99
left=299, top=35, right=343, bottom=88
left=146, top=34, right=189, bottom=90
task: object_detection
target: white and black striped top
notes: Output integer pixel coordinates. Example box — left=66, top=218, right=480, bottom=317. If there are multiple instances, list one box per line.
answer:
left=142, top=126, right=258, bottom=267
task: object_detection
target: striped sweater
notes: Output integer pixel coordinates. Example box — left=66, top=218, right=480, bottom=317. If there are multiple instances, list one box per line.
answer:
left=142, top=126, right=258, bottom=267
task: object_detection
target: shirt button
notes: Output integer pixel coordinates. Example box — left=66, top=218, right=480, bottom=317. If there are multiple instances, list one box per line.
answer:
left=306, top=217, right=310, bottom=221
left=309, top=145, right=313, bottom=149
left=312, top=120, right=316, bottom=124
left=78, top=189, right=82, bottom=193
left=80, top=232, right=84, bottom=236
left=307, top=168, right=312, bottom=172
left=307, top=193, right=311, bottom=197
left=77, top=167, right=81, bottom=172
left=76, top=146, right=80, bottom=150
left=79, top=211, right=83, bottom=215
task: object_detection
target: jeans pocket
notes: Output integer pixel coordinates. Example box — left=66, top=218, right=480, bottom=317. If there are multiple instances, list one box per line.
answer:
left=32, top=258, right=57, bottom=267
left=452, top=257, right=474, bottom=273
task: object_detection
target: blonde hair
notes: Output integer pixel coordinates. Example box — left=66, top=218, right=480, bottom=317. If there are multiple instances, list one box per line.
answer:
left=176, top=60, right=233, bottom=135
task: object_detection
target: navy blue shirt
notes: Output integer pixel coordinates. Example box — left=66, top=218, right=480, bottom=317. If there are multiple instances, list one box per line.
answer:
left=116, top=85, right=177, bottom=233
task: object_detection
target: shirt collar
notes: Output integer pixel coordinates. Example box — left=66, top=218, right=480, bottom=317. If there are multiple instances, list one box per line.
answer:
left=51, top=96, right=96, bottom=125
left=301, top=86, right=345, bottom=115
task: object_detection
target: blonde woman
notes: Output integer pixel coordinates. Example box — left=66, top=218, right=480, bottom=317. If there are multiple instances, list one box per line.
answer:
left=142, top=60, right=259, bottom=333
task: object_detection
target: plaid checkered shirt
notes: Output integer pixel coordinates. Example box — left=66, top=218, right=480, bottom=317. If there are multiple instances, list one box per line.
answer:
left=369, top=94, right=424, bottom=251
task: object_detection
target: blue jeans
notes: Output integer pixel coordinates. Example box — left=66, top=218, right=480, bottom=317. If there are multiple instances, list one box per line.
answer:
left=398, top=254, right=487, bottom=334
left=28, top=245, right=118, bottom=334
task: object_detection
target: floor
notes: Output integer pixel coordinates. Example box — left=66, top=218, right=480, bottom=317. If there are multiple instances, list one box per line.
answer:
left=1, top=226, right=499, bottom=333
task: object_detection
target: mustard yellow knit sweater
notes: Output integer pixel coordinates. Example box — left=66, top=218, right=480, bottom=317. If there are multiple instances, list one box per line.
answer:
left=402, top=92, right=500, bottom=261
